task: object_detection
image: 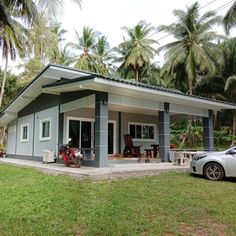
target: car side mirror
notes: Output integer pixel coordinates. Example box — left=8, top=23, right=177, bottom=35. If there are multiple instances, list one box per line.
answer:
left=227, top=150, right=236, bottom=155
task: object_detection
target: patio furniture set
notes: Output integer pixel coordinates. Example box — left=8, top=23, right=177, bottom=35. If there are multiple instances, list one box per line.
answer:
left=123, top=134, right=204, bottom=165
left=123, top=134, right=159, bottom=162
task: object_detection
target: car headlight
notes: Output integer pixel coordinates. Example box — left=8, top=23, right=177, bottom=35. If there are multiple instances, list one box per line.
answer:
left=193, top=154, right=208, bottom=161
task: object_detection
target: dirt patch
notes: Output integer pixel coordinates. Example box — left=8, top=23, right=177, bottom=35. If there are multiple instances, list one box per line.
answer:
left=177, top=218, right=228, bottom=236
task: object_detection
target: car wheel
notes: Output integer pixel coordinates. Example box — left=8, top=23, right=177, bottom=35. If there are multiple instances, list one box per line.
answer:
left=203, top=162, right=225, bottom=181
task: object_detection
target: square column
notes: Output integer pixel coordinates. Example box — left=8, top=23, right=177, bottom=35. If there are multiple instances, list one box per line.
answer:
left=95, top=92, right=108, bottom=167
left=202, top=110, right=214, bottom=151
left=158, top=103, right=170, bottom=162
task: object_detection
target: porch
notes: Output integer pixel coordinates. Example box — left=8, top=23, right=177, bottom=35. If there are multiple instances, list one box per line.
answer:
left=55, top=91, right=214, bottom=168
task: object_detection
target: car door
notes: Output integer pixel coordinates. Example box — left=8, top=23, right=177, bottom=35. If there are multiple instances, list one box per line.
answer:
left=226, top=148, right=236, bottom=177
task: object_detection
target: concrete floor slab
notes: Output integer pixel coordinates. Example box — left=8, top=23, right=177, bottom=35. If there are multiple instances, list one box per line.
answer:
left=0, top=158, right=190, bottom=180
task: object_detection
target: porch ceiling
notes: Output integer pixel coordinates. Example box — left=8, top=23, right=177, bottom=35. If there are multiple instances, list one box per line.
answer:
left=63, top=103, right=192, bottom=123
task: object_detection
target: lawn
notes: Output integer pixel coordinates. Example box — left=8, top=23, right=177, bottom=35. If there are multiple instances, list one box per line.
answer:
left=0, top=164, right=235, bottom=236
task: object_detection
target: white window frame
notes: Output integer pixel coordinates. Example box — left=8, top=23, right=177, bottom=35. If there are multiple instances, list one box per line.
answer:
left=128, top=122, right=156, bottom=142
left=20, top=123, right=29, bottom=142
left=39, top=118, right=51, bottom=141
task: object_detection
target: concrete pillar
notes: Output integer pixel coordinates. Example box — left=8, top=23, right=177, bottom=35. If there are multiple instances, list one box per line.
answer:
left=118, top=112, right=122, bottom=154
left=202, top=110, right=214, bottom=151
left=158, top=103, right=170, bottom=162
left=95, top=92, right=108, bottom=167
left=57, top=110, right=64, bottom=163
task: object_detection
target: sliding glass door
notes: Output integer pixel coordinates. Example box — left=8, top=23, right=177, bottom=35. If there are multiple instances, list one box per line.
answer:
left=68, top=118, right=115, bottom=154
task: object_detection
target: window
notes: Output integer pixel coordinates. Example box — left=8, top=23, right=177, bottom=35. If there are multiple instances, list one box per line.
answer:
left=129, top=123, right=155, bottom=141
left=40, top=119, right=51, bottom=141
left=20, top=124, right=29, bottom=142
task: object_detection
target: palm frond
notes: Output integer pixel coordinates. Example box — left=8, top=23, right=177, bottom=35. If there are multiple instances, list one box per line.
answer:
left=225, top=75, right=236, bottom=91
left=223, top=1, right=236, bottom=35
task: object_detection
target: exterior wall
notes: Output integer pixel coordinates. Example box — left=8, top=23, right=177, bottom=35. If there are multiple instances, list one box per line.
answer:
left=121, top=112, right=159, bottom=153
left=16, top=114, right=34, bottom=156
left=18, top=94, right=60, bottom=117
left=7, top=119, right=17, bottom=155
left=34, top=106, right=59, bottom=157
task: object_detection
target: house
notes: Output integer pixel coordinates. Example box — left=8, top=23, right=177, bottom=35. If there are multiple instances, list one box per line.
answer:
left=0, top=64, right=236, bottom=167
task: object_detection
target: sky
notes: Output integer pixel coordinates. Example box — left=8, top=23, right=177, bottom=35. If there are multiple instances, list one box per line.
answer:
left=1, top=0, right=235, bottom=71
left=62, top=0, right=234, bottom=50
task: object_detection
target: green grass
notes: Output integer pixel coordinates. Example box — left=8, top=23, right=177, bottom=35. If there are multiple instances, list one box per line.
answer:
left=0, top=164, right=235, bottom=236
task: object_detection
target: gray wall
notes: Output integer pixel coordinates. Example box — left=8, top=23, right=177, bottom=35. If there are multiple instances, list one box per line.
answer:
left=18, top=94, right=60, bottom=118
left=121, top=112, right=159, bottom=153
left=16, top=114, right=34, bottom=156
left=34, top=106, right=59, bottom=157
left=7, top=119, right=17, bottom=155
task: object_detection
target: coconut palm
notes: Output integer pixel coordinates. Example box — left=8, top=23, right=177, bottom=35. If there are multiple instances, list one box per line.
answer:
left=56, top=46, right=76, bottom=66
left=69, top=27, right=99, bottom=72
left=0, top=20, right=27, bottom=108
left=0, top=0, right=38, bottom=29
left=0, top=0, right=81, bottom=29
left=93, top=35, right=112, bottom=75
left=225, top=75, right=236, bottom=145
left=158, top=2, right=223, bottom=94
left=36, top=0, right=81, bottom=18
left=223, top=38, right=236, bottom=144
left=113, top=20, right=158, bottom=82
left=223, top=0, right=236, bottom=35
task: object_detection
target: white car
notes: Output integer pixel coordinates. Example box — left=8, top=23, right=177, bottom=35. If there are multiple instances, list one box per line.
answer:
left=190, top=147, right=236, bottom=181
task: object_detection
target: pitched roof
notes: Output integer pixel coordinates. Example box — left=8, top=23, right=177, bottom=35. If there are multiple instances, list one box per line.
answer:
left=0, top=64, right=236, bottom=125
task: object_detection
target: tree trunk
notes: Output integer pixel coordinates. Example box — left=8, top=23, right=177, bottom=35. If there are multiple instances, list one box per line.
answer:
left=0, top=126, right=6, bottom=146
left=231, top=113, right=236, bottom=146
left=188, top=79, right=193, bottom=95
left=135, top=67, right=139, bottom=82
left=0, top=53, right=8, bottom=109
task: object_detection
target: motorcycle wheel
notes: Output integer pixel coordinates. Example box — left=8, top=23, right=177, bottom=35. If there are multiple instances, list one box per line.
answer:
left=75, top=160, right=81, bottom=168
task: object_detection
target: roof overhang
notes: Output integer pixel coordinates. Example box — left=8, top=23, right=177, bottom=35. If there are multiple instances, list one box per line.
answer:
left=1, top=64, right=236, bottom=126
left=43, top=76, right=236, bottom=111
left=0, top=65, right=92, bottom=125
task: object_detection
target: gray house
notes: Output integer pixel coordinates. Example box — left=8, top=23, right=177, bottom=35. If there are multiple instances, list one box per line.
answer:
left=1, top=64, right=236, bottom=167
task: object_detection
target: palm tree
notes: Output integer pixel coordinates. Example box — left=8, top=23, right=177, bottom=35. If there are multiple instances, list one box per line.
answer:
left=0, top=0, right=81, bottom=29
left=0, top=20, right=27, bottom=108
left=36, top=0, right=81, bottom=18
left=223, top=38, right=236, bottom=144
left=223, top=0, right=236, bottom=34
left=69, top=27, right=99, bottom=72
left=93, top=36, right=112, bottom=75
left=0, top=0, right=38, bottom=29
left=225, top=76, right=236, bottom=145
left=56, top=46, right=75, bottom=66
left=0, top=0, right=82, bottom=109
left=157, top=2, right=223, bottom=94
left=113, top=21, right=158, bottom=82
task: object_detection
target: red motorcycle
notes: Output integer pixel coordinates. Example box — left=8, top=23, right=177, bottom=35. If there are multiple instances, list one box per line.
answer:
left=58, top=139, right=83, bottom=168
